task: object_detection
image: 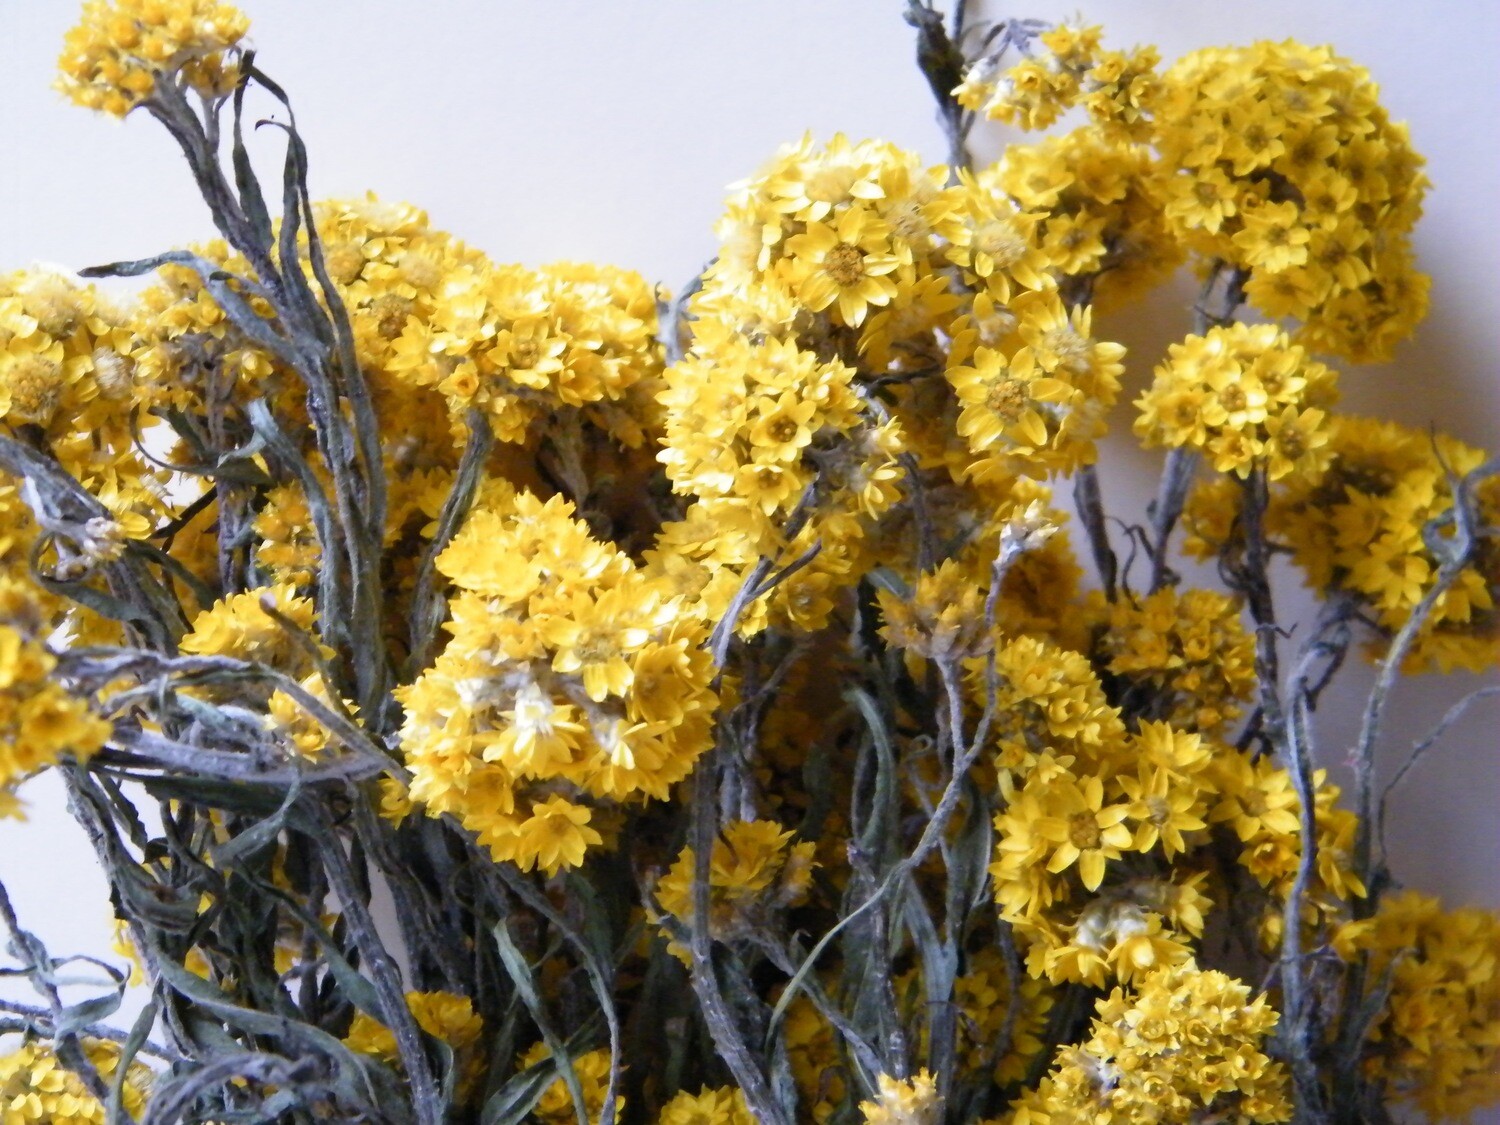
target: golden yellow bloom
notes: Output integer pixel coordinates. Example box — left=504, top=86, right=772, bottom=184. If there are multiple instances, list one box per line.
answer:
left=1134, top=323, right=1337, bottom=479
left=1336, top=892, right=1500, bottom=1120
left=0, top=580, right=111, bottom=806
left=58, top=0, right=250, bottom=117
left=344, top=989, right=483, bottom=1064
left=656, top=1086, right=755, bottom=1125
left=1010, top=963, right=1290, bottom=1124
left=1089, top=587, right=1257, bottom=733
left=513, top=795, right=603, bottom=877
left=653, top=819, right=816, bottom=956
left=859, top=1069, right=941, bottom=1125
left=784, top=207, right=905, bottom=328
left=1034, top=774, right=1135, bottom=891
left=1270, top=416, right=1499, bottom=671
left=0, top=1038, right=151, bottom=1124
left=522, top=1043, right=617, bottom=1125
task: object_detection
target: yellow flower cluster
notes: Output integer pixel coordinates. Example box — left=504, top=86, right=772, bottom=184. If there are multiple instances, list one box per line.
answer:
left=1135, top=323, right=1337, bottom=480
left=859, top=1069, right=941, bottom=1125
left=895, top=948, right=1054, bottom=1088
left=309, top=195, right=485, bottom=461
left=343, top=990, right=484, bottom=1096
left=944, top=288, right=1124, bottom=480
left=124, top=240, right=284, bottom=417
left=972, top=610, right=1363, bottom=985
left=396, top=488, right=717, bottom=875
left=1335, top=892, right=1500, bottom=1121
left=967, top=28, right=1430, bottom=361
left=656, top=1086, right=754, bottom=1125
left=985, top=633, right=1126, bottom=793
left=0, top=269, right=160, bottom=598
left=124, top=196, right=666, bottom=609
left=1087, top=587, right=1257, bottom=734
left=177, top=582, right=326, bottom=675
left=700, top=134, right=950, bottom=335
left=1270, top=417, right=1500, bottom=672
left=0, top=580, right=111, bottom=814
left=343, top=990, right=483, bottom=1060
left=653, top=819, right=816, bottom=957
left=0, top=1037, right=150, bottom=1124
left=996, top=127, right=1182, bottom=306
left=957, top=25, right=1160, bottom=138
left=647, top=133, right=1133, bottom=638
left=1008, top=963, right=1291, bottom=1124
left=521, top=1043, right=615, bottom=1125
left=1154, top=40, right=1429, bottom=362
left=389, top=254, right=662, bottom=448
left=1211, top=756, right=1364, bottom=946
left=57, top=0, right=249, bottom=117
left=992, top=734, right=1209, bottom=985
left=953, top=951, right=1054, bottom=1085
left=657, top=332, right=904, bottom=623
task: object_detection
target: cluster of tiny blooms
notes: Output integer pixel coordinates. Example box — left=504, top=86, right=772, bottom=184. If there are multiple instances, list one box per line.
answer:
left=963, top=26, right=1430, bottom=362
left=0, top=1038, right=150, bottom=1124
left=1134, top=323, right=1338, bottom=480
left=56, top=0, right=249, bottom=117
left=995, top=125, right=1183, bottom=308
left=395, top=486, right=717, bottom=874
left=344, top=991, right=485, bottom=1100
left=520, top=1043, right=615, bottom=1125
left=0, top=269, right=161, bottom=626
left=1084, top=587, right=1257, bottom=734
left=652, top=819, right=817, bottom=959
left=859, top=1069, right=941, bottom=1125
left=1334, top=892, right=1500, bottom=1120
left=0, top=579, right=111, bottom=815
left=1008, top=963, right=1291, bottom=1124
left=4, top=2, right=1493, bottom=1122
left=1182, top=415, right=1500, bottom=672
left=668, top=133, right=1128, bottom=632
left=1273, top=417, right=1500, bottom=672
left=655, top=1086, right=755, bottom=1125
left=656, top=332, right=903, bottom=634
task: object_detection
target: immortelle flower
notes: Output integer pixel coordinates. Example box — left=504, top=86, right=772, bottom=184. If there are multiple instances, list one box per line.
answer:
left=57, top=0, right=251, bottom=117
left=859, top=1069, right=941, bottom=1125
left=656, top=1086, right=755, bottom=1125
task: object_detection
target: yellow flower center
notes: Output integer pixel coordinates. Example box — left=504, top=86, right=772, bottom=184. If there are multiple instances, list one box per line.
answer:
left=823, top=242, right=866, bottom=286
left=974, top=221, right=1026, bottom=266
left=1068, top=811, right=1102, bottom=850
left=1042, top=325, right=1091, bottom=373
left=986, top=377, right=1029, bottom=422
left=1146, top=795, right=1171, bottom=826
left=1219, top=384, right=1248, bottom=413
left=27, top=280, right=84, bottom=339
left=1278, top=428, right=1307, bottom=459
left=7, top=355, right=63, bottom=426
left=398, top=250, right=442, bottom=291
left=766, top=415, right=801, bottom=445
left=325, top=242, right=366, bottom=286
left=511, top=337, right=541, bottom=368
left=886, top=200, right=928, bottom=243
left=371, top=294, right=415, bottom=340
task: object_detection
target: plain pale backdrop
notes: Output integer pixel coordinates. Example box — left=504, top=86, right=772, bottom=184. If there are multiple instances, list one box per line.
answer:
left=1, top=0, right=1497, bottom=1112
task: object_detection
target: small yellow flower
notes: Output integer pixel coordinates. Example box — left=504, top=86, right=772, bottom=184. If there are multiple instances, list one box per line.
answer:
left=514, top=796, right=604, bottom=877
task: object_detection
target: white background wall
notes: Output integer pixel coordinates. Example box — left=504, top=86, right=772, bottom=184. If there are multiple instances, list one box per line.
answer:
left=1, top=0, right=1496, bottom=1113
